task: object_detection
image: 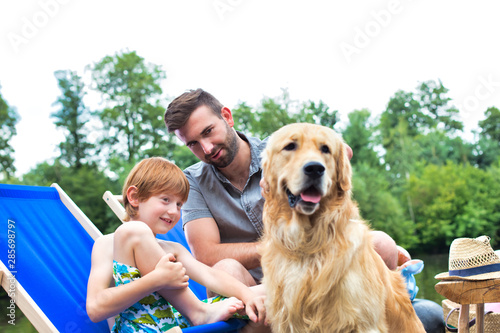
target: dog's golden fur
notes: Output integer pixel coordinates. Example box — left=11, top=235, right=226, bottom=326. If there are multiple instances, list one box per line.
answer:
left=260, top=123, right=425, bottom=333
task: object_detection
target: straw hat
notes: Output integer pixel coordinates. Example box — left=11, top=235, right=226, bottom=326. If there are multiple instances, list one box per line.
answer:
left=435, top=236, right=500, bottom=280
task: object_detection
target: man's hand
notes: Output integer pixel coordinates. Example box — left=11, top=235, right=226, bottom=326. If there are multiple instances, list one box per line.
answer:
left=396, top=245, right=412, bottom=268
left=152, top=253, right=189, bottom=289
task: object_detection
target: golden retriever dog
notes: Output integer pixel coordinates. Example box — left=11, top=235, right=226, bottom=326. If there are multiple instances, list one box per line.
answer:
left=260, top=123, right=425, bottom=333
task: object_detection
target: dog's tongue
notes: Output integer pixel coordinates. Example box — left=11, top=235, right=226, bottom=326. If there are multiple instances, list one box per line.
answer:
left=300, top=188, right=321, bottom=203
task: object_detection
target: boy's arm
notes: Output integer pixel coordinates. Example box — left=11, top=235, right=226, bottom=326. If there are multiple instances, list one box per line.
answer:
left=86, top=234, right=188, bottom=323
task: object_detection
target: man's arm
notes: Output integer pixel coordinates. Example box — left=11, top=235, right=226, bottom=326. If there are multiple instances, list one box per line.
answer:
left=184, top=217, right=261, bottom=270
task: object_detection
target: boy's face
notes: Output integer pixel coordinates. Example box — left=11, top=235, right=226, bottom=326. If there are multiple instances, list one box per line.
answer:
left=174, top=105, right=239, bottom=168
left=134, top=192, right=183, bottom=235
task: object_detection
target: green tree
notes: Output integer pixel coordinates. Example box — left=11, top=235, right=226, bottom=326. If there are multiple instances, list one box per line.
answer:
left=89, top=50, right=167, bottom=167
left=22, top=161, right=120, bottom=233
left=0, top=86, right=20, bottom=180
left=379, top=90, right=422, bottom=201
left=472, top=136, right=500, bottom=169
left=296, top=100, right=339, bottom=129
left=342, top=109, right=380, bottom=168
left=414, top=130, right=473, bottom=166
left=352, top=163, right=417, bottom=249
left=232, top=89, right=294, bottom=138
left=486, top=161, right=500, bottom=244
left=479, top=106, right=500, bottom=142
left=51, top=70, right=94, bottom=169
left=407, top=162, right=500, bottom=250
left=232, top=89, right=337, bottom=139
left=379, top=80, right=467, bottom=226
left=473, top=107, right=500, bottom=168
left=171, top=145, right=200, bottom=170
left=417, top=80, right=463, bottom=132
left=232, top=101, right=260, bottom=137
left=379, top=90, right=423, bottom=142
left=254, top=89, right=296, bottom=138
left=380, top=81, right=464, bottom=156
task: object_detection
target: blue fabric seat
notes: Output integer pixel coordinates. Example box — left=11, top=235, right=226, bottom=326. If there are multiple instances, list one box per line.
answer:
left=0, top=184, right=246, bottom=332
left=0, top=183, right=109, bottom=332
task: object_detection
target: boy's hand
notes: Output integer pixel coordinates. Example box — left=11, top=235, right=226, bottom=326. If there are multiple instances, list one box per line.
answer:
left=244, top=295, right=267, bottom=324
left=154, top=253, right=189, bottom=289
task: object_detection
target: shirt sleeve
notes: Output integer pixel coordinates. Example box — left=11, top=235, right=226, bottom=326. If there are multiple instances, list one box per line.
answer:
left=181, top=171, right=214, bottom=227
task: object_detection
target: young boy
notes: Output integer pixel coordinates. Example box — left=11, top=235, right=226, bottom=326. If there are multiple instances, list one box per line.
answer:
left=90, top=157, right=265, bottom=332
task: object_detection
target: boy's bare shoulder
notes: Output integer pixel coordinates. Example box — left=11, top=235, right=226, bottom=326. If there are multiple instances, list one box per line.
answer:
left=158, top=239, right=185, bottom=253
left=115, top=221, right=152, bottom=234
left=91, top=233, right=114, bottom=258
left=93, top=233, right=114, bottom=247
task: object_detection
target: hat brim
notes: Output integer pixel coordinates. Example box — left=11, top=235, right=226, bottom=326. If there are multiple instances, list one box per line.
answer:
left=435, top=271, right=500, bottom=281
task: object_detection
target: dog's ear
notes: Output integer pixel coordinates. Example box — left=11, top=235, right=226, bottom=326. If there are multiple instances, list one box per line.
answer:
left=261, top=148, right=270, bottom=181
left=336, top=141, right=352, bottom=194
left=261, top=147, right=276, bottom=200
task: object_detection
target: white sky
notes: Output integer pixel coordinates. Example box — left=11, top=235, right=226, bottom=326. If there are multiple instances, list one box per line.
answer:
left=1, top=0, right=499, bottom=177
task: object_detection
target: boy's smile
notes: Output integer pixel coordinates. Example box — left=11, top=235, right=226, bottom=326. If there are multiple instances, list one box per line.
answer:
left=134, top=193, right=183, bottom=235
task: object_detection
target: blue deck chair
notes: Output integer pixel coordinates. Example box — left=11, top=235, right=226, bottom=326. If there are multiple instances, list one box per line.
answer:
left=102, top=191, right=247, bottom=333
left=0, top=183, right=245, bottom=333
left=0, top=183, right=109, bottom=332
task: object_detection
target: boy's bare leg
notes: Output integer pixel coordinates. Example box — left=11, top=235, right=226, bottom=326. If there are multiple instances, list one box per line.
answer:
left=114, top=225, right=243, bottom=325
left=163, top=287, right=243, bottom=326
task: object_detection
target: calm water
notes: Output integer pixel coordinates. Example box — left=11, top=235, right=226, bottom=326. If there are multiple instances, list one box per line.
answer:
left=413, top=253, right=449, bottom=305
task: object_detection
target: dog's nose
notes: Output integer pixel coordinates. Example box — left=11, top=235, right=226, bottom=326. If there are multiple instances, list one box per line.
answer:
left=303, top=162, right=325, bottom=179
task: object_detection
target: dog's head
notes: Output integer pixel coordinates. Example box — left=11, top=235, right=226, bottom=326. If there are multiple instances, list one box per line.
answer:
left=262, top=123, right=352, bottom=216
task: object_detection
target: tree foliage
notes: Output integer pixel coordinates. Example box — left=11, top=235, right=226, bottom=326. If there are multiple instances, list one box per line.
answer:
left=5, top=51, right=498, bottom=252
left=51, top=70, right=94, bottom=168
left=342, top=109, right=380, bottom=168
left=407, top=162, right=500, bottom=250
left=417, top=80, right=463, bottom=132
left=352, top=163, right=418, bottom=249
left=22, top=161, right=121, bottom=233
left=479, top=106, right=500, bottom=142
left=89, top=50, right=167, bottom=167
left=233, top=88, right=339, bottom=138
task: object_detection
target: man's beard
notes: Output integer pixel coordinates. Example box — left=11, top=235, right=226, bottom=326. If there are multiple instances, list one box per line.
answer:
left=204, top=124, right=240, bottom=168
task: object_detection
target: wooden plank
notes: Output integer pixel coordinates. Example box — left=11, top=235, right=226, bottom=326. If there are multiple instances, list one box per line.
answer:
left=51, top=183, right=103, bottom=241
left=0, top=260, right=58, bottom=332
left=435, top=279, right=500, bottom=304
left=102, top=190, right=126, bottom=222
left=476, top=303, right=485, bottom=333
left=458, top=304, right=470, bottom=333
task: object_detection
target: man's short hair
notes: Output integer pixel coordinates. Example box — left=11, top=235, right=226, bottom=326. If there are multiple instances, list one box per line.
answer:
left=164, top=88, right=224, bottom=133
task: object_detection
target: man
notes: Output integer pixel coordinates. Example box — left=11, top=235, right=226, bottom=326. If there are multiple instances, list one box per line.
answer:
left=165, top=88, right=266, bottom=287
left=164, top=89, right=444, bottom=332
